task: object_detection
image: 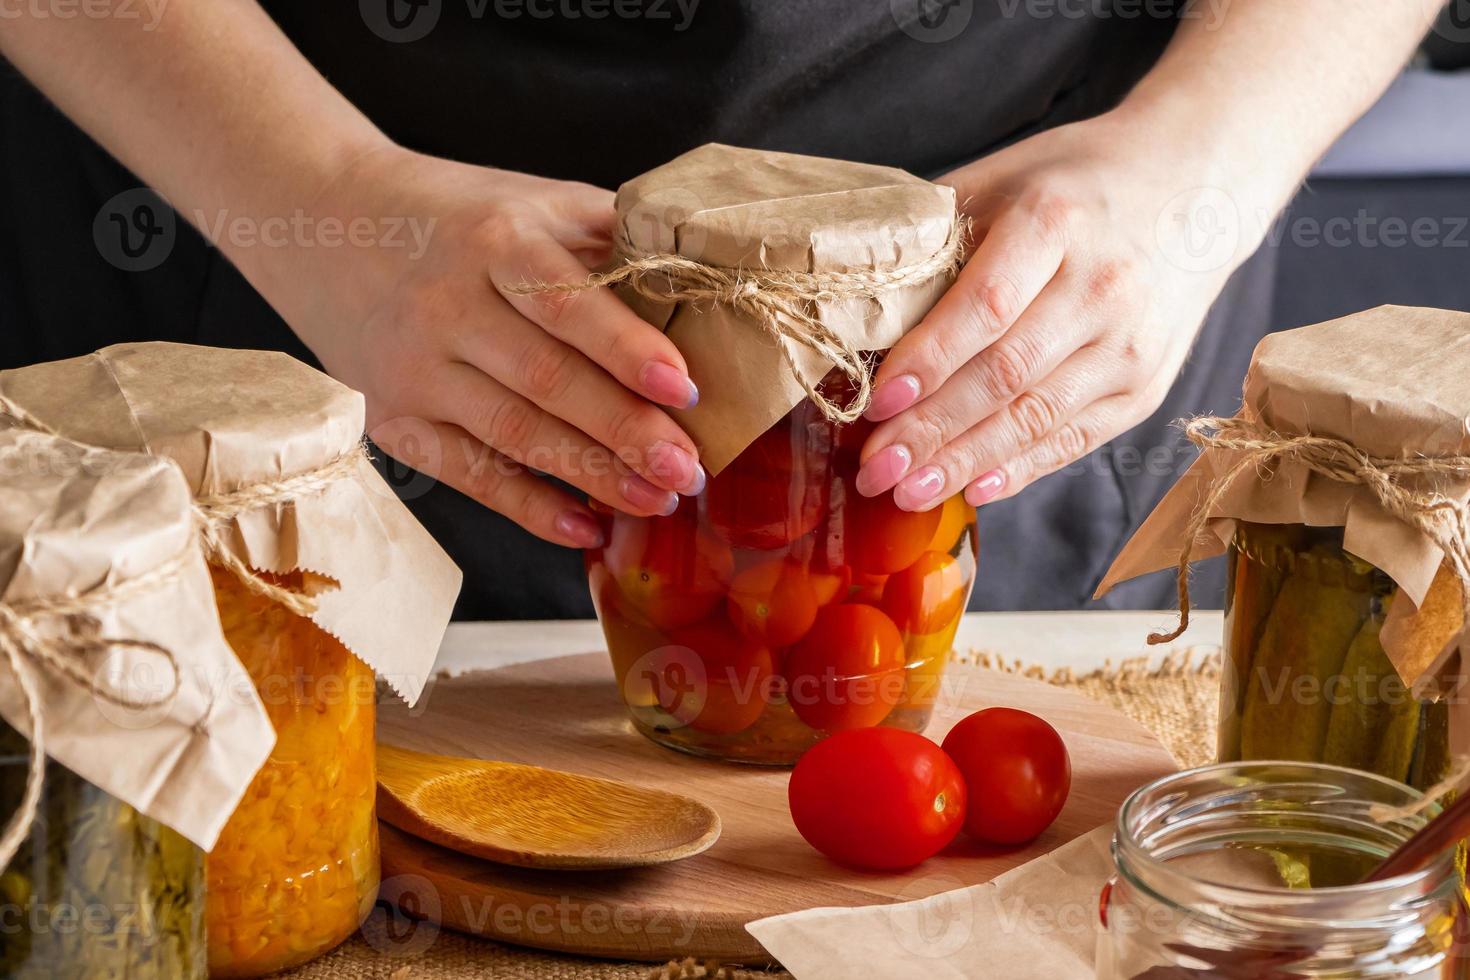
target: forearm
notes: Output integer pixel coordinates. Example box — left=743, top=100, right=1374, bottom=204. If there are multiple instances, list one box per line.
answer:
left=1118, top=0, right=1436, bottom=216
left=0, top=0, right=390, bottom=277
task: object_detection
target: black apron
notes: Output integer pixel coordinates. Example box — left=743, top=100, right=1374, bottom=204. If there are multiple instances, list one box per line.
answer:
left=0, top=1, right=1256, bottom=618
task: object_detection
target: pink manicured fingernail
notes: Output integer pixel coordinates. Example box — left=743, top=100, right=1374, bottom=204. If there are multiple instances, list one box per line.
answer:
left=554, top=511, right=604, bottom=549
left=895, top=466, right=946, bottom=510
left=640, top=361, right=699, bottom=409
left=865, top=375, right=921, bottom=422
left=855, top=445, right=912, bottom=497
left=647, top=441, right=705, bottom=495
left=621, top=474, right=679, bottom=516
left=966, top=470, right=1007, bottom=506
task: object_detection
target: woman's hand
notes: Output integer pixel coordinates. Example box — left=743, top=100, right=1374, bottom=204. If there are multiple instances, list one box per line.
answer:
left=854, top=109, right=1252, bottom=512
left=251, top=147, right=704, bottom=549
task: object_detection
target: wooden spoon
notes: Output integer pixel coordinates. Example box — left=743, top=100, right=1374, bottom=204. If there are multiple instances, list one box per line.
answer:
left=375, top=744, right=722, bottom=870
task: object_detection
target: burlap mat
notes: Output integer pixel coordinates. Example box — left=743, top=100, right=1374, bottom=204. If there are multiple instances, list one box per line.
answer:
left=283, top=649, right=1222, bottom=980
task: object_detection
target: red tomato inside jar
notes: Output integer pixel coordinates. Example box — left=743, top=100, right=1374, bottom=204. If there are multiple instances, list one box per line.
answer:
left=586, top=382, right=978, bottom=764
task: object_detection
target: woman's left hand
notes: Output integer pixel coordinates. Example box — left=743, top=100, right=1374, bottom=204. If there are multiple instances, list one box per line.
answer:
left=856, top=108, right=1256, bottom=511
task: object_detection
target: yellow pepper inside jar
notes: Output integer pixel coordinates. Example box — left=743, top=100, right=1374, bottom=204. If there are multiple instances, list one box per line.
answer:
left=205, top=569, right=379, bottom=978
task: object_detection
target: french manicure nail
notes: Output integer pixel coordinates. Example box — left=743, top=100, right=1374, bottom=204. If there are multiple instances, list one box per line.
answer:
left=640, top=360, right=699, bottom=410
left=966, top=469, right=1007, bottom=506
left=554, top=510, right=605, bottom=549
left=621, top=474, right=679, bottom=516
left=855, top=445, right=912, bottom=497
left=647, top=441, right=705, bottom=495
left=865, top=374, right=921, bottom=422
left=895, top=466, right=946, bottom=510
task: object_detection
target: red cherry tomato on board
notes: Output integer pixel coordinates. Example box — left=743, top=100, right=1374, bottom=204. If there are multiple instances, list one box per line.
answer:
left=785, top=604, right=906, bottom=732
left=839, top=486, right=943, bottom=575
left=602, top=511, right=734, bottom=631
left=788, top=727, right=966, bottom=870
left=941, top=707, right=1071, bottom=845
left=653, top=619, right=774, bottom=735
left=706, top=408, right=830, bottom=551
left=882, top=551, right=968, bottom=636
left=727, top=558, right=819, bottom=647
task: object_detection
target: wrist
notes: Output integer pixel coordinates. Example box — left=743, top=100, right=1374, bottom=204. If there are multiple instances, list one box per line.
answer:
left=1109, top=80, right=1311, bottom=220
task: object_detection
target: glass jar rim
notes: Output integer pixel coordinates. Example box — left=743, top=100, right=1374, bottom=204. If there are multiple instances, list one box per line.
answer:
left=1114, top=761, right=1453, bottom=914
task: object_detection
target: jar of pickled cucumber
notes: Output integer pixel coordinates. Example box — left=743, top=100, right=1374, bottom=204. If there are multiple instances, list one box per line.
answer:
left=0, top=721, right=205, bottom=980
left=205, top=570, right=380, bottom=977
left=1219, top=522, right=1450, bottom=789
left=588, top=386, right=978, bottom=765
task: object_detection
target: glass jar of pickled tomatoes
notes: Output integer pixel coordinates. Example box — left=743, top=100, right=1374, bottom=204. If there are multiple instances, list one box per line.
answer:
left=205, top=569, right=379, bottom=977
left=587, top=387, right=978, bottom=765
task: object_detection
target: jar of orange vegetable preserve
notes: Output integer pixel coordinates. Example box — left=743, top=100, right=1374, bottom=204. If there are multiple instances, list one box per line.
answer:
left=581, top=144, right=973, bottom=764
left=0, top=343, right=462, bottom=975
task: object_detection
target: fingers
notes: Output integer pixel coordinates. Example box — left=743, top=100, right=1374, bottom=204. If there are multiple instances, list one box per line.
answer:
left=487, top=227, right=699, bottom=412
left=887, top=344, right=1125, bottom=509
left=372, top=418, right=605, bottom=549
left=455, top=305, right=705, bottom=495
left=863, top=200, right=1068, bottom=423
left=856, top=274, right=1093, bottom=499
left=434, top=362, right=681, bottom=518
left=965, top=394, right=1136, bottom=507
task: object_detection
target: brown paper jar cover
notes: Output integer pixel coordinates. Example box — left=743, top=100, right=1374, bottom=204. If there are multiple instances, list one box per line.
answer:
left=615, top=143, right=960, bottom=473
left=0, top=427, right=274, bottom=849
left=1097, top=305, right=1470, bottom=689
left=0, top=342, right=462, bottom=703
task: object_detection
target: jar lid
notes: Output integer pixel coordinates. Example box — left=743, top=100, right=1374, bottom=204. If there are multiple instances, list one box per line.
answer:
left=0, top=428, right=274, bottom=849
left=612, top=144, right=962, bottom=473
left=0, top=343, right=461, bottom=704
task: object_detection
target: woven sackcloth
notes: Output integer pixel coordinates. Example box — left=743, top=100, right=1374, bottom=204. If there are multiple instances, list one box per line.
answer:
left=282, top=649, right=1222, bottom=980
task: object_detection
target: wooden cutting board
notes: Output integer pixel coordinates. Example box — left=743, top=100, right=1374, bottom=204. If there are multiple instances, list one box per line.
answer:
left=376, top=652, right=1175, bottom=964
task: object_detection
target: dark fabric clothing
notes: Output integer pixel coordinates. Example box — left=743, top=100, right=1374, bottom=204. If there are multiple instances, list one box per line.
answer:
left=0, top=2, right=1243, bottom=619
left=261, top=1, right=1179, bottom=185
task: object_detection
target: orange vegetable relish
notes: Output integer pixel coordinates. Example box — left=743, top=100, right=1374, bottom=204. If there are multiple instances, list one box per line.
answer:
left=205, top=569, right=379, bottom=977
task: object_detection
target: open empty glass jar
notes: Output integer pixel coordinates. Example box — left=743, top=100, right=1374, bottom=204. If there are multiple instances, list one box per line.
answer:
left=587, top=391, right=978, bottom=765
left=1098, top=762, right=1466, bottom=979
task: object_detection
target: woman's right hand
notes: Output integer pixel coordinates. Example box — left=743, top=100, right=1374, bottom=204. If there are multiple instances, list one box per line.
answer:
left=247, top=146, right=704, bottom=549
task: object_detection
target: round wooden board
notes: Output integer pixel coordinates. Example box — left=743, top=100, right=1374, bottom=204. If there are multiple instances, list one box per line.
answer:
left=377, top=652, right=1175, bottom=964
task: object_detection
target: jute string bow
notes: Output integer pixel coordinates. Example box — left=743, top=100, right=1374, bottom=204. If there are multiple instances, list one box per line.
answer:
left=0, top=393, right=366, bottom=618
left=507, top=222, right=968, bottom=422
left=0, top=554, right=186, bottom=867
left=1152, top=413, right=1470, bottom=645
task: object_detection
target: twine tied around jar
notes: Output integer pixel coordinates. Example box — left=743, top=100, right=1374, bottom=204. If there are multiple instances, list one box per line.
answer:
left=0, top=555, right=186, bottom=868
left=1152, top=413, right=1470, bottom=646
left=0, top=393, right=368, bottom=618
left=505, top=221, right=969, bottom=423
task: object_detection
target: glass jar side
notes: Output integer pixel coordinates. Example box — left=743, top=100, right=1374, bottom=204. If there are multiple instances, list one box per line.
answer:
left=205, top=569, right=380, bottom=977
left=1220, top=522, right=1448, bottom=792
left=1099, top=762, right=1466, bottom=980
left=587, top=395, right=978, bottom=765
left=0, top=720, right=205, bottom=979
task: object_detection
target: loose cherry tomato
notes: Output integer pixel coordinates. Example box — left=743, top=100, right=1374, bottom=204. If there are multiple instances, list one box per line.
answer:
left=602, top=511, right=734, bottom=631
left=941, top=707, right=1071, bottom=845
left=785, top=604, right=906, bottom=731
left=652, top=619, right=773, bottom=735
left=840, top=485, right=943, bottom=575
left=727, top=559, right=818, bottom=647
left=707, top=407, right=829, bottom=551
left=788, top=727, right=966, bottom=870
left=882, top=551, right=968, bottom=636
